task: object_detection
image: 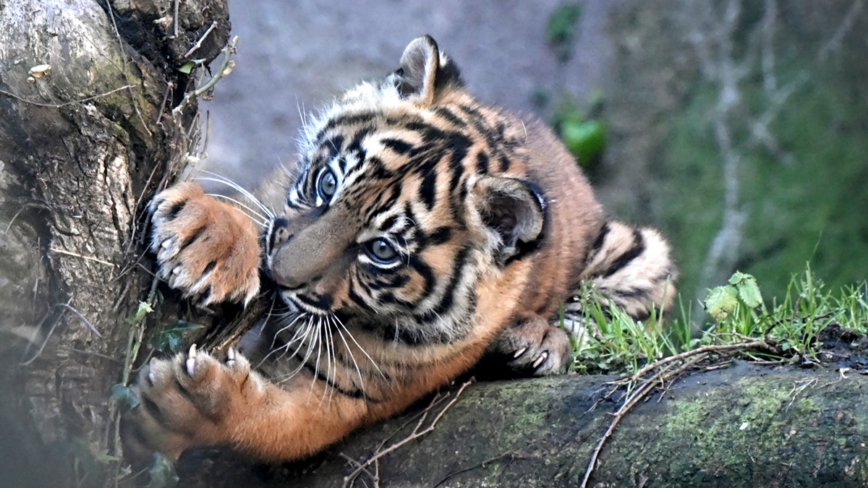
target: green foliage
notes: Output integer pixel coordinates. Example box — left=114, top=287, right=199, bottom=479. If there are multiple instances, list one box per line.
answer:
left=697, top=266, right=867, bottom=356
left=549, top=94, right=608, bottom=168
left=570, top=284, right=679, bottom=374
left=729, top=272, right=762, bottom=308
left=661, top=64, right=868, bottom=303
left=151, top=321, right=205, bottom=354
left=109, top=383, right=139, bottom=413
left=127, top=301, right=153, bottom=324
left=177, top=58, right=205, bottom=75
left=561, top=119, right=607, bottom=166
left=147, top=452, right=179, bottom=488
left=546, top=3, right=583, bottom=61
left=51, top=437, right=123, bottom=484
left=572, top=267, right=868, bottom=374
left=704, top=285, right=740, bottom=321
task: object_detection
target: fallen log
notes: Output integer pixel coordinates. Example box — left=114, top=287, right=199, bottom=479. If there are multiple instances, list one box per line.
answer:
left=175, top=361, right=868, bottom=487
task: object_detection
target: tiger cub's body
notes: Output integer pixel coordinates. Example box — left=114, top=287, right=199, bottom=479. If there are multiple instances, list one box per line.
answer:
left=125, top=36, right=676, bottom=463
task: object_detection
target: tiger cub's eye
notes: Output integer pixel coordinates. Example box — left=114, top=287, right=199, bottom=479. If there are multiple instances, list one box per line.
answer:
left=367, top=238, right=399, bottom=264
left=318, top=168, right=338, bottom=200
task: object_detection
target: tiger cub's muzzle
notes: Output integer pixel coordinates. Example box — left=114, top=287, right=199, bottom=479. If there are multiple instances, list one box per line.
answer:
left=265, top=206, right=357, bottom=293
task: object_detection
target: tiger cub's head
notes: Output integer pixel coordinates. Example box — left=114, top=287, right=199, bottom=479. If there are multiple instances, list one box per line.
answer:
left=263, top=36, right=546, bottom=346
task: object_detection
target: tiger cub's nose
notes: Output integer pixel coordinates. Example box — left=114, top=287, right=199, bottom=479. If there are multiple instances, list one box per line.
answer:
left=267, top=217, right=291, bottom=252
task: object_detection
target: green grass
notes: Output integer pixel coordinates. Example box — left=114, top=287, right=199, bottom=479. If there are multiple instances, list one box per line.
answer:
left=570, top=266, right=868, bottom=375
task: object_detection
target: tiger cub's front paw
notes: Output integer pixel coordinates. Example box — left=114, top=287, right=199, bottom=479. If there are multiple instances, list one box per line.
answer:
left=123, top=346, right=255, bottom=461
left=149, top=182, right=261, bottom=305
left=489, top=316, right=572, bottom=377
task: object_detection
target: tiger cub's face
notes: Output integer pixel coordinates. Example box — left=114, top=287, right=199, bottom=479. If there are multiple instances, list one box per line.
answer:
left=263, top=37, right=546, bottom=346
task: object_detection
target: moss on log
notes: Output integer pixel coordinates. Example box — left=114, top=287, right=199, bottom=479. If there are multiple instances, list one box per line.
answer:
left=180, top=362, right=868, bottom=487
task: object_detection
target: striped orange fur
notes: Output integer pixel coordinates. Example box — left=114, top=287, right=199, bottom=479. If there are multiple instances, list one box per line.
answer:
left=124, top=36, right=677, bottom=463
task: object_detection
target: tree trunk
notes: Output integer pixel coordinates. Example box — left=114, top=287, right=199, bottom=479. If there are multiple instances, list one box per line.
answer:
left=179, top=362, right=868, bottom=488
left=0, top=0, right=231, bottom=486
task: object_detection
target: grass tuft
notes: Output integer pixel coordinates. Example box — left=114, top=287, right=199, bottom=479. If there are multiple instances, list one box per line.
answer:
left=571, top=265, right=868, bottom=374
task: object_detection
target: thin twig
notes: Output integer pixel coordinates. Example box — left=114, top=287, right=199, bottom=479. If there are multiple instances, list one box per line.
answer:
left=57, top=347, right=122, bottom=363
left=433, top=452, right=525, bottom=488
left=50, top=247, right=115, bottom=267
left=122, top=276, right=160, bottom=385
left=184, top=21, right=218, bottom=58
left=3, top=203, right=36, bottom=235
left=342, top=380, right=473, bottom=488
left=173, top=0, right=179, bottom=38
left=628, top=339, right=771, bottom=382
left=19, top=299, right=72, bottom=366
left=338, top=453, right=378, bottom=487
left=18, top=308, right=56, bottom=363
left=105, top=1, right=152, bottom=137
left=154, top=81, right=174, bottom=126
left=580, top=355, right=706, bottom=488
left=57, top=303, right=102, bottom=337
left=172, top=36, right=239, bottom=117
left=0, top=85, right=133, bottom=109
left=817, top=0, right=864, bottom=61
left=579, top=333, right=780, bottom=487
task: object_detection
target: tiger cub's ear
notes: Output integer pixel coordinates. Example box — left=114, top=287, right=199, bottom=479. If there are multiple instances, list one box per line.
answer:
left=393, top=35, right=463, bottom=104
left=472, top=176, right=546, bottom=266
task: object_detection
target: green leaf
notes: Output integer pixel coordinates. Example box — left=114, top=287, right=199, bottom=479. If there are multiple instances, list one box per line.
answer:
left=546, top=4, right=583, bottom=46
left=127, top=301, right=153, bottom=324
left=705, top=285, right=739, bottom=321
left=151, top=321, right=205, bottom=353
left=729, top=272, right=763, bottom=308
left=94, top=448, right=120, bottom=464
left=110, top=383, right=139, bottom=412
left=177, top=62, right=196, bottom=74
left=561, top=119, right=607, bottom=165
left=116, top=464, right=133, bottom=480
left=147, top=452, right=179, bottom=488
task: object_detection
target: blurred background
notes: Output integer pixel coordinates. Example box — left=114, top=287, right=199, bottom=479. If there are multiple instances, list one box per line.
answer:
left=201, top=0, right=868, bottom=310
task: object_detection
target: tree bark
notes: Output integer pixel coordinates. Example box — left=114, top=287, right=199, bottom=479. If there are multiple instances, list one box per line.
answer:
left=179, top=362, right=868, bottom=488
left=0, top=0, right=231, bottom=486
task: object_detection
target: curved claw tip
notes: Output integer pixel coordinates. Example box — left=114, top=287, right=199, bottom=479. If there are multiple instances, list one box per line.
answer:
left=513, top=346, right=528, bottom=359
left=186, top=344, right=198, bottom=376
left=186, top=356, right=197, bottom=377
left=226, top=347, right=236, bottom=367
left=532, top=351, right=548, bottom=369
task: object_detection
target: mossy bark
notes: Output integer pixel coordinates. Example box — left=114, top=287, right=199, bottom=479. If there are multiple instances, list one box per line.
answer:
left=181, top=362, right=868, bottom=488
left=0, top=0, right=230, bottom=486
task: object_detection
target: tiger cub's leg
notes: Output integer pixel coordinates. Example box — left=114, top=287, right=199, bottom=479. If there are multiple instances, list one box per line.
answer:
left=123, top=346, right=366, bottom=462
left=149, top=182, right=261, bottom=305
left=485, top=316, right=573, bottom=377
left=557, top=220, right=679, bottom=351
left=579, top=221, right=678, bottom=322
left=486, top=222, right=677, bottom=378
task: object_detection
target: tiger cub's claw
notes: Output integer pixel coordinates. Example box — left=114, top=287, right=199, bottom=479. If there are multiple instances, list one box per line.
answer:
left=488, top=316, right=572, bottom=377
left=123, top=345, right=256, bottom=462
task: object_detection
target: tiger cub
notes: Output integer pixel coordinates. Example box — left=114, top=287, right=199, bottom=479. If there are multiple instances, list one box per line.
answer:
left=124, top=36, right=676, bottom=462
